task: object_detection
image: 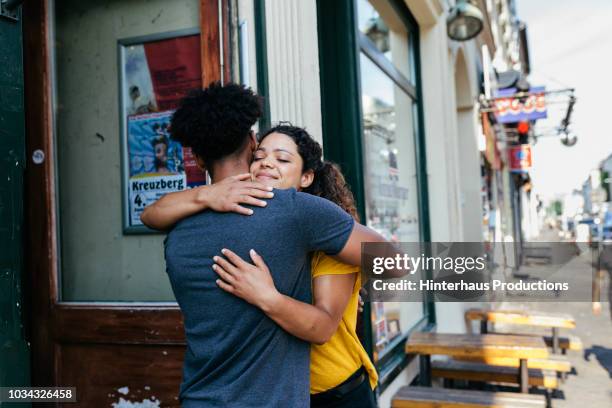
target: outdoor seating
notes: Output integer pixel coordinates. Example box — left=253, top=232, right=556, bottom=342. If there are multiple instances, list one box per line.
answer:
left=541, top=335, right=583, bottom=353
left=430, top=359, right=559, bottom=389
left=465, top=308, right=579, bottom=354
left=405, top=332, right=549, bottom=393
left=395, top=331, right=559, bottom=407
left=391, top=385, right=546, bottom=408
left=453, top=355, right=572, bottom=376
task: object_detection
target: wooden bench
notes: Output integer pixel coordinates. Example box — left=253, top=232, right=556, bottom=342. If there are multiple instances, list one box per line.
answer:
left=406, top=332, right=549, bottom=393
left=454, top=355, right=571, bottom=373
left=465, top=309, right=576, bottom=329
left=392, top=386, right=546, bottom=408
left=431, top=360, right=559, bottom=389
left=542, top=335, right=582, bottom=353
left=465, top=309, right=577, bottom=354
left=495, top=333, right=583, bottom=354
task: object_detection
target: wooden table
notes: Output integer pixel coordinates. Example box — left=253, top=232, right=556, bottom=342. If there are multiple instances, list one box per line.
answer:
left=465, top=308, right=576, bottom=354
left=406, top=332, right=549, bottom=393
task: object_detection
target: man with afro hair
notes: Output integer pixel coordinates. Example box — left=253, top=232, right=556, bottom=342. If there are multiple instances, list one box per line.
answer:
left=169, top=81, right=263, bottom=180
left=152, top=82, right=386, bottom=407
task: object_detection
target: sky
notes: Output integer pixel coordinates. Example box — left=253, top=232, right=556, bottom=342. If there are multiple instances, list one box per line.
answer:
left=516, top=0, right=612, bottom=200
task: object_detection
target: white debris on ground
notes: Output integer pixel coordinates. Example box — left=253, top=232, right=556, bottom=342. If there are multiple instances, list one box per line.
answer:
left=110, top=387, right=160, bottom=408
left=111, top=397, right=160, bottom=408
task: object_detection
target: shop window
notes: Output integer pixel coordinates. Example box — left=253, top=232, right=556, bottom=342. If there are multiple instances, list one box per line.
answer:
left=317, top=0, right=433, bottom=388
left=52, top=0, right=201, bottom=301
left=359, top=54, right=425, bottom=362
left=357, top=0, right=415, bottom=84
left=355, top=0, right=432, bottom=384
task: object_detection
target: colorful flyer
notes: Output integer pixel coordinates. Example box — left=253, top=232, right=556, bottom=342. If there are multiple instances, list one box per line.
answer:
left=120, top=32, right=206, bottom=231
left=126, top=111, right=192, bottom=227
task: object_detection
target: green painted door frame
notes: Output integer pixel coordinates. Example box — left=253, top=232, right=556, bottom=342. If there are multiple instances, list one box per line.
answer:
left=0, top=4, right=31, bottom=401
left=316, top=0, right=366, bottom=221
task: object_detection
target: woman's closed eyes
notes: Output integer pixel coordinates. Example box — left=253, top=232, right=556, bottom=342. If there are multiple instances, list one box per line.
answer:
left=253, top=151, right=293, bottom=163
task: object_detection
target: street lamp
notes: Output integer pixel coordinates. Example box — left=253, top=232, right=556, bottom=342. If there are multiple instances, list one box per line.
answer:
left=447, top=0, right=484, bottom=41
left=561, top=133, right=578, bottom=147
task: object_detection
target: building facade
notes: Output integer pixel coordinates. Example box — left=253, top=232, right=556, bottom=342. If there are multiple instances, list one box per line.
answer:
left=4, top=0, right=529, bottom=406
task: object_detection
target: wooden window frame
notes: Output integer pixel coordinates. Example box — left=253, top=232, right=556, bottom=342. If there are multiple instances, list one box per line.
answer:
left=23, top=0, right=230, bottom=388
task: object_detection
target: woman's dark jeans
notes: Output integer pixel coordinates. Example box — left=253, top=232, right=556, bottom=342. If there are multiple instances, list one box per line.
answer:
left=310, top=368, right=377, bottom=408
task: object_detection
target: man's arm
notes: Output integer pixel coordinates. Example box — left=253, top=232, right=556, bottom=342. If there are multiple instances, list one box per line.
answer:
left=333, top=223, right=385, bottom=265
left=295, top=192, right=407, bottom=277
left=333, top=223, right=408, bottom=278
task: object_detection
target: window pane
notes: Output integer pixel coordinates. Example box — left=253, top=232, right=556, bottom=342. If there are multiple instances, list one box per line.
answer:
left=357, top=0, right=412, bottom=82
left=371, top=301, right=423, bottom=361
left=359, top=53, right=424, bottom=359
left=360, top=54, right=420, bottom=241
left=54, top=0, right=200, bottom=301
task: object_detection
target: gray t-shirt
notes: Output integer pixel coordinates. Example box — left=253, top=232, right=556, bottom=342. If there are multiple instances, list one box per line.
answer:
left=164, top=188, right=355, bottom=407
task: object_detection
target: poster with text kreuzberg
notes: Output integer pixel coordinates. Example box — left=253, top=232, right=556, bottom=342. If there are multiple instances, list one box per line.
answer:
left=122, top=33, right=205, bottom=229
left=127, top=111, right=188, bottom=226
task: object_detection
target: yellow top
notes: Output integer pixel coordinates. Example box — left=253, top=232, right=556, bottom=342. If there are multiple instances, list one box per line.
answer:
left=309, top=252, right=378, bottom=394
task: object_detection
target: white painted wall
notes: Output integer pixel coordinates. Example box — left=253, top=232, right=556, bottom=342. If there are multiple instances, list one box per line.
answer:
left=376, top=357, right=420, bottom=408
left=237, top=0, right=259, bottom=92
left=415, top=13, right=465, bottom=243
left=454, top=46, right=486, bottom=242
left=264, top=0, right=323, bottom=144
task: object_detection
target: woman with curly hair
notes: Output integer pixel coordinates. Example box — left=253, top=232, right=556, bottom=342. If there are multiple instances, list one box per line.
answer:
left=143, top=124, right=378, bottom=407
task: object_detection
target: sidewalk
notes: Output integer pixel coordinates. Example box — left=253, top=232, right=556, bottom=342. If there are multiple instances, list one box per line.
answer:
left=495, top=235, right=612, bottom=407
left=495, top=300, right=611, bottom=407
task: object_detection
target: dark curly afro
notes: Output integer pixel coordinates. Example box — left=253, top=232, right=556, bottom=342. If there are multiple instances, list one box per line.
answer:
left=170, top=82, right=262, bottom=166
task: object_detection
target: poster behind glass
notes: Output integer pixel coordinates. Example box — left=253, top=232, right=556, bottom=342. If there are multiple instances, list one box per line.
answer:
left=120, top=30, right=206, bottom=232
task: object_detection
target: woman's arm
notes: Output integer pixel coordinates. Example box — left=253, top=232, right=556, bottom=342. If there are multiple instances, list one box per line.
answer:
left=140, top=173, right=274, bottom=230
left=213, top=249, right=355, bottom=345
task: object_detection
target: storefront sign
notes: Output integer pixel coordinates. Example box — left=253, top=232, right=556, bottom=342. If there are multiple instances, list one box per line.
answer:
left=508, top=145, right=532, bottom=173
left=119, top=30, right=206, bottom=232
left=494, top=86, right=547, bottom=124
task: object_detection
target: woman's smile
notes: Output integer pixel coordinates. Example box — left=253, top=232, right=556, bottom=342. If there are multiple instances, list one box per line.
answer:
left=254, top=170, right=279, bottom=181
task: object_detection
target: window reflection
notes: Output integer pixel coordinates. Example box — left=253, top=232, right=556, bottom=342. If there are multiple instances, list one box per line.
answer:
left=360, top=54, right=419, bottom=242
left=359, top=52, right=424, bottom=361
left=357, top=0, right=412, bottom=82
left=54, top=0, right=200, bottom=302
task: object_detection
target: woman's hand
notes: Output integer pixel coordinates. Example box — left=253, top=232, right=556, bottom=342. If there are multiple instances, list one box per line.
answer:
left=199, top=173, right=274, bottom=215
left=213, top=248, right=280, bottom=309
left=214, top=249, right=355, bottom=344
left=140, top=173, right=274, bottom=230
